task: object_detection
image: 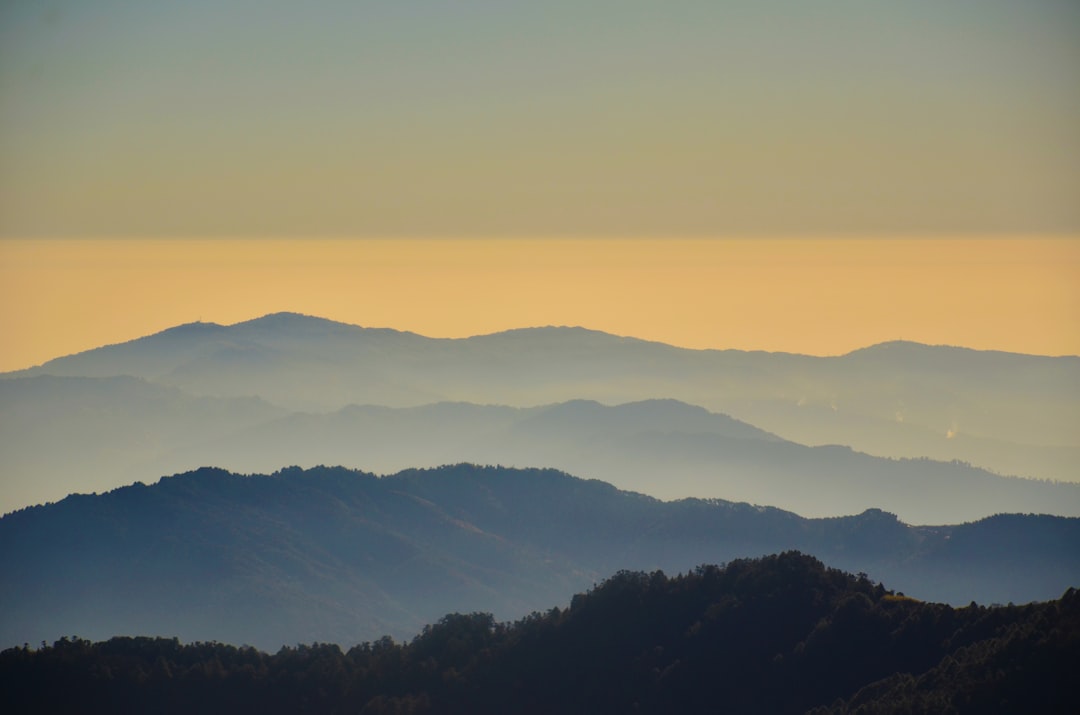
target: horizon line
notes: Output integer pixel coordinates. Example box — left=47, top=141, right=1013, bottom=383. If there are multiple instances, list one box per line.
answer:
left=4, top=310, right=1075, bottom=374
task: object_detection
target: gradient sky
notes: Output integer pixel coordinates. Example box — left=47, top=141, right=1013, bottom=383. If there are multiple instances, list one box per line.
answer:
left=0, top=2, right=1078, bottom=368
left=1, top=237, right=1077, bottom=372
left=2, top=0, right=1078, bottom=236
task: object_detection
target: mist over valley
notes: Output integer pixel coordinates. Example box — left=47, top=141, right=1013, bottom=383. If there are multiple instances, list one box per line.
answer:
left=3, top=313, right=1076, bottom=522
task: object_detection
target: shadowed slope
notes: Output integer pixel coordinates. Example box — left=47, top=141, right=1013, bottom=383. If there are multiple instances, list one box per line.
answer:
left=3, top=553, right=1076, bottom=714
left=2, top=465, right=1076, bottom=651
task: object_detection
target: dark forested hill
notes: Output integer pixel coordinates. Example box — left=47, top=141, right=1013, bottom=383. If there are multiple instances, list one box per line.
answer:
left=6, top=312, right=1077, bottom=485
left=2, top=465, right=1076, bottom=652
left=2, top=553, right=1076, bottom=715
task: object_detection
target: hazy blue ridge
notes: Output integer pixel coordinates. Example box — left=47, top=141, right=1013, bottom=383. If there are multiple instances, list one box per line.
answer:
left=4, top=312, right=1075, bottom=489
left=3, top=376, right=1076, bottom=522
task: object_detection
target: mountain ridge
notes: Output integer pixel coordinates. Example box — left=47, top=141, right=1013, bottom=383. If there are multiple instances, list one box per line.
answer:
left=8, top=312, right=1077, bottom=378
left=2, top=463, right=1076, bottom=651
left=5, top=384, right=1075, bottom=522
left=3, top=312, right=1076, bottom=515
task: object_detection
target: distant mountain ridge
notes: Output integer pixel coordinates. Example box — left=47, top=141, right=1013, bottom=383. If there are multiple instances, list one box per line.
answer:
left=15, top=312, right=1075, bottom=369
left=2, top=464, right=1076, bottom=651
left=4, top=379, right=1076, bottom=522
left=5, top=312, right=1075, bottom=488
left=0, top=374, right=286, bottom=510
left=150, top=397, right=1080, bottom=524
left=15, top=314, right=1073, bottom=382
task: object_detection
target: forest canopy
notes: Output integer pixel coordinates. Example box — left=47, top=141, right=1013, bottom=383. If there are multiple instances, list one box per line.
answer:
left=2, top=552, right=1076, bottom=714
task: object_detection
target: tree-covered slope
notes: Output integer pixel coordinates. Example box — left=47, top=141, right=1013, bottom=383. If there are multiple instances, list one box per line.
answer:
left=2, top=553, right=1075, bottom=714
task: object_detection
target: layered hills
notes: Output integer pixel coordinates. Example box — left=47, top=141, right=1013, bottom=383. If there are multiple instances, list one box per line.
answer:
left=6, top=385, right=1073, bottom=523
left=3, top=313, right=1077, bottom=521
left=7, top=313, right=1077, bottom=484
left=2, top=464, right=1076, bottom=652
left=3, top=314, right=1077, bottom=710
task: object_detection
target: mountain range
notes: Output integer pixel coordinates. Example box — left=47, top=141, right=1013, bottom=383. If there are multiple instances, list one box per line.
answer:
left=3, top=312, right=1078, bottom=710
left=3, top=313, right=1077, bottom=522
left=2, top=464, right=1076, bottom=652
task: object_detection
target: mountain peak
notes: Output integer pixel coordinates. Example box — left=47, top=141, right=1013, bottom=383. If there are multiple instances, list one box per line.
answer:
left=229, top=312, right=424, bottom=340
left=481, top=325, right=617, bottom=338
left=470, top=325, right=667, bottom=350
left=856, top=507, right=901, bottom=522
left=844, top=340, right=1049, bottom=360
left=232, top=312, right=350, bottom=329
left=152, top=320, right=228, bottom=338
left=844, top=340, right=941, bottom=356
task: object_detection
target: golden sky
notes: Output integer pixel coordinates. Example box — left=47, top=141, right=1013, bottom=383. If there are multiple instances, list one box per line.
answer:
left=1, top=5, right=1078, bottom=370
left=1, top=237, right=1077, bottom=372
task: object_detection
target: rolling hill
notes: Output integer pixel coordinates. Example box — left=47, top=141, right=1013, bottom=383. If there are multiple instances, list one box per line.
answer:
left=3, top=380, right=1076, bottom=522
left=4, top=313, right=1078, bottom=521
left=7, top=312, right=1076, bottom=485
left=2, top=464, right=1076, bottom=652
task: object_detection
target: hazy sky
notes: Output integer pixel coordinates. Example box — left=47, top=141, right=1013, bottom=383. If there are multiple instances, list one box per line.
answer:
left=2, top=0, right=1078, bottom=236
left=1, top=237, right=1077, bottom=372
left=1, top=3, right=1077, bottom=368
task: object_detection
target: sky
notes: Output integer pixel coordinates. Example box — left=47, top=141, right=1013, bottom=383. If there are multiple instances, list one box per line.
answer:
left=0, top=1, right=1078, bottom=367
left=1, top=237, right=1077, bottom=372
left=2, top=0, right=1079, bottom=236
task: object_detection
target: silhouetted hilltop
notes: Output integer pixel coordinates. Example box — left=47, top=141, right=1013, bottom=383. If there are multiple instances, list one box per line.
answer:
left=2, top=465, right=1076, bottom=652
left=469, top=324, right=662, bottom=350
left=3, top=552, right=1075, bottom=714
left=843, top=338, right=1063, bottom=368
left=233, top=311, right=360, bottom=331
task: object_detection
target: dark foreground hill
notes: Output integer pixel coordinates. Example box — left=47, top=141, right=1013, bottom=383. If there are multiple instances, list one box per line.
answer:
left=2, top=465, right=1077, bottom=651
left=2, top=553, right=1076, bottom=714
